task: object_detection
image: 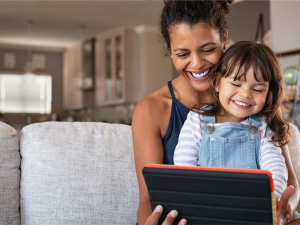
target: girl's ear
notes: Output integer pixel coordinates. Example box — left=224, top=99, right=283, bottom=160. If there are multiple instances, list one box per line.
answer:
left=215, top=76, right=222, bottom=92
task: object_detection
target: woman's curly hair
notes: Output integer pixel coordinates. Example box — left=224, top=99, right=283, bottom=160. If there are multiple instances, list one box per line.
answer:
left=194, top=41, right=290, bottom=147
left=160, top=0, right=233, bottom=55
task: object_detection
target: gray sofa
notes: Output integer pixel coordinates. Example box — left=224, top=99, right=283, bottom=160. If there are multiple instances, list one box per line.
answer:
left=1, top=121, right=300, bottom=225
left=0, top=122, right=138, bottom=225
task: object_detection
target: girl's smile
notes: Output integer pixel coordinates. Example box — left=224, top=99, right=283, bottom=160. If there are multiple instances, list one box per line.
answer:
left=216, top=66, right=269, bottom=123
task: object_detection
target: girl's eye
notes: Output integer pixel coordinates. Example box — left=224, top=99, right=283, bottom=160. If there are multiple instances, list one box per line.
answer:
left=231, top=83, right=240, bottom=87
left=177, top=53, right=189, bottom=57
left=253, top=89, right=263, bottom=93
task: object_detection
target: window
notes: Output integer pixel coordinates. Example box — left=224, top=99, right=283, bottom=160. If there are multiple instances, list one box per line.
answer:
left=0, top=74, right=52, bottom=114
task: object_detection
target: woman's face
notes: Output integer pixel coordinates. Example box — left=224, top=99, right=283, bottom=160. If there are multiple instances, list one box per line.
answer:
left=169, top=22, right=226, bottom=92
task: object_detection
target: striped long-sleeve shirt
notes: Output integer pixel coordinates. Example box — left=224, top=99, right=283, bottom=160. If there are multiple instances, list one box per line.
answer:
left=174, top=111, right=288, bottom=198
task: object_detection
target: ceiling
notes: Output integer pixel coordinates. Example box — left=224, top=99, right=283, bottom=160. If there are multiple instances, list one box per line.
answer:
left=0, top=0, right=243, bottom=50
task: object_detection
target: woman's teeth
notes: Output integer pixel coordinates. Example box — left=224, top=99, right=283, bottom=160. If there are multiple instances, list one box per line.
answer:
left=234, top=100, right=250, bottom=106
left=191, top=68, right=210, bottom=78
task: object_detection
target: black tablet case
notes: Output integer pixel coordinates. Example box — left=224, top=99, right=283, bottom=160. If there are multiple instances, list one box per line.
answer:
left=143, top=165, right=276, bottom=225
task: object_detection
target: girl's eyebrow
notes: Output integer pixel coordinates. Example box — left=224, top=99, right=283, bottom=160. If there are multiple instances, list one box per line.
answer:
left=173, top=42, right=216, bottom=52
left=255, top=83, right=268, bottom=87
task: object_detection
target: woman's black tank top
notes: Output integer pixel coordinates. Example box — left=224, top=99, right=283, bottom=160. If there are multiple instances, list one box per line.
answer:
left=162, top=81, right=190, bottom=164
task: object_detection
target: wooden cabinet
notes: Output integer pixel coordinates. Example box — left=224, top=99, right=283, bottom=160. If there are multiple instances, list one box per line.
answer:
left=63, top=43, right=94, bottom=110
left=63, top=26, right=173, bottom=111
left=95, top=27, right=139, bottom=106
left=95, top=26, right=173, bottom=106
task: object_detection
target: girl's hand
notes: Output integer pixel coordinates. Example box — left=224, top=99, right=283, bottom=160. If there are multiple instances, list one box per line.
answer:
left=276, top=185, right=294, bottom=225
left=144, top=205, right=187, bottom=225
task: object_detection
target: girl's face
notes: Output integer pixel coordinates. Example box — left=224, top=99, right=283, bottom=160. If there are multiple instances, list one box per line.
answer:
left=216, top=66, right=269, bottom=123
left=169, top=22, right=226, bottom=92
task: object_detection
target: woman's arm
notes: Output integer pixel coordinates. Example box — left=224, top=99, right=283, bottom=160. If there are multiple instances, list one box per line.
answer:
left=281, top=144, right=300, bottom=215
left=132, top=97, right=187, bottom=225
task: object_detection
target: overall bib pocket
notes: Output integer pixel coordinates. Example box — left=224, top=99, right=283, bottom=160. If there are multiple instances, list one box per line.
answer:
left=209, top=135, right=256, bottom=169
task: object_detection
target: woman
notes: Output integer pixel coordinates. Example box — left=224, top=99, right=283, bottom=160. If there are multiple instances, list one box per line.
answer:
left=132, top=1, right=300, bottom=224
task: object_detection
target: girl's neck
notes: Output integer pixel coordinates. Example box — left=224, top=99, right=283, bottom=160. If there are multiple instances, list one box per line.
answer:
left=215, top=111, right=247, bottom=123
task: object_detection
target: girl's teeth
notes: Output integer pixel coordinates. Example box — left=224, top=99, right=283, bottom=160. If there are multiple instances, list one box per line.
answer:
left=234, top=100, right=250, bottom=106
left=191, top=68, right=210, bottom=78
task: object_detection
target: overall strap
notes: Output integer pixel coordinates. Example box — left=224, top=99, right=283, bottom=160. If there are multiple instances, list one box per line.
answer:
left=200, top=105, right=215, bottom=123
left=203, top=115, right=216, bottom=123
left=248, top=115, right=261, bottom=125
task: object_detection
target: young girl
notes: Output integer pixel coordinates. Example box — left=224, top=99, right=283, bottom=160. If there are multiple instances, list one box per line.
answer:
left=174, top=41, right=291, bottom=220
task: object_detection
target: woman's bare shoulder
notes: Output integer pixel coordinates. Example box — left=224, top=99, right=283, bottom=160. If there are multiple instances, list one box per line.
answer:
left=132, top=85, right=172, bottom=136
left=134, top=85, right=171, bottom=118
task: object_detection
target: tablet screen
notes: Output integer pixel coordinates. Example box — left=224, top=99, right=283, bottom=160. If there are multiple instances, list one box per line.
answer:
left=143, top=164, right=276, bottom=225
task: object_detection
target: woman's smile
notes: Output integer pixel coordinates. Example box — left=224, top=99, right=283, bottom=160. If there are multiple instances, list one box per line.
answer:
left=169, top=22, right=225, bottom=92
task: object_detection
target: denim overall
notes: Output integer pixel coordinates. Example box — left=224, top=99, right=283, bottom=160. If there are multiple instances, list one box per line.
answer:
left=199, top=115, right=261, bottom=169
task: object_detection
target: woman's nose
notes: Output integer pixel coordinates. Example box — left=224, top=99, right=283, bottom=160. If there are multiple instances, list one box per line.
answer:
left=191, top=54, right=204, bottom=69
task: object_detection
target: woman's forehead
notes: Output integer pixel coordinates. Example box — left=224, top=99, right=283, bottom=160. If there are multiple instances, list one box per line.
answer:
left=169, top=22, right=221, bottom=46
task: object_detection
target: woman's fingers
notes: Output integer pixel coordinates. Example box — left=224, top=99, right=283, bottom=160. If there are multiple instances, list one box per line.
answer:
left=161, top=210, right=178, bottom=225
left=162, top=210, right=187, bottom=225
left=145, top=205, right=187, bottom=225
left=279, top=185, right=294, bottom=217
left=145, top=205, right=164, bottom=225
left=285, top=204, right=292, bottom=223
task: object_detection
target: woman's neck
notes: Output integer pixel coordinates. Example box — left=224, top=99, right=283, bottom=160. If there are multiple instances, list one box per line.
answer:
left=172, top=76, right=212, bottom=109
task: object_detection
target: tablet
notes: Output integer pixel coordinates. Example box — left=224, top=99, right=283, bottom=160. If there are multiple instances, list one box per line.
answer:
left=143, top=164, right=276, bottom=225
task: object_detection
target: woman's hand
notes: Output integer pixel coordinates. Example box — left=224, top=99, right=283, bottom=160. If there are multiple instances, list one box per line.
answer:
left=144, top=205, right=187, bottom=225
left=276, top=185, right=294, bottom=225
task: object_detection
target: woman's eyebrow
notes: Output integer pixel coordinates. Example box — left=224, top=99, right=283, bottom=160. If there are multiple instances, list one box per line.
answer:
left=173, top=42, right=216, bottom=52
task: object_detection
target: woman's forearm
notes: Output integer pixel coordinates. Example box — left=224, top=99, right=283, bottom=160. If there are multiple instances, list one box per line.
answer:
left=281, top=144, right=300, bottom=212
left=137, top=199, right=153, bottom=225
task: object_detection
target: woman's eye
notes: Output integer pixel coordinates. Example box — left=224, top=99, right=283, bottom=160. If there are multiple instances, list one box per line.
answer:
left=203, top=48, right=216, bottom=53
left=177, top=53, right=189, bottom=57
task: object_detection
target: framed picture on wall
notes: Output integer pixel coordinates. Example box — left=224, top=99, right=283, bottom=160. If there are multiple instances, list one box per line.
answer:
left=32, top=54, right=46, bottom=70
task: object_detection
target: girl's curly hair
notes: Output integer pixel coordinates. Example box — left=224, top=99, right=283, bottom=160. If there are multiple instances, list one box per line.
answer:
left=194, top=41, right=290, bottom=147
left=160, top=0, right=234, bottom=55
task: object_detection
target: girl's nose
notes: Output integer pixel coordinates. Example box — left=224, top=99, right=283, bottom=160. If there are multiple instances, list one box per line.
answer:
left=239, top=88, right=252, bottom=98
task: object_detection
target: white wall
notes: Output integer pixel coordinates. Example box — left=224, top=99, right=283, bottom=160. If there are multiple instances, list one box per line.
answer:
left=270, top=0, right=300, bottom=53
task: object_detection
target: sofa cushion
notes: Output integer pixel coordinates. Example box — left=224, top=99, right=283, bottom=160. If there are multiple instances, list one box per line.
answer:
left=288, top=123, right=300, bottom=213
left=0, top=122, right=20, bottom=225
left=20, top=122, right=138, bottom=225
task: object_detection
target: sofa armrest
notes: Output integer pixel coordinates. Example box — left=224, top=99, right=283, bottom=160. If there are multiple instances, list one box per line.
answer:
left=0, top=122, right=20, bottom=225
